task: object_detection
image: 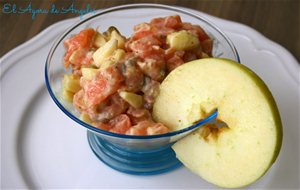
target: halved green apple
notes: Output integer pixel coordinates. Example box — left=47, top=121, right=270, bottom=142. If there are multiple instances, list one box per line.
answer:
left=153, top=58, right=282, bottom=188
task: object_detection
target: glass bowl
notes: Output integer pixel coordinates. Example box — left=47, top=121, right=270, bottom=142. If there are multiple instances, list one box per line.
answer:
left=45, top=3, right=240, bottom=175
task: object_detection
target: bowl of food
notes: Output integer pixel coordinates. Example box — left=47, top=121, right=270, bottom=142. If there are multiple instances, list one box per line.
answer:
left=45, top=4, right=240, bottom=175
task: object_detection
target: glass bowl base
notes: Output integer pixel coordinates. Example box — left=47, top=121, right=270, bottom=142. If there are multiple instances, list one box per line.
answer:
left=87, top=131, right=182, bottom=175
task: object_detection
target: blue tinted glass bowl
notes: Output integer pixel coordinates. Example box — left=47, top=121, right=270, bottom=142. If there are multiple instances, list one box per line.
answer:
left=45, top=4, right=240, bottom=175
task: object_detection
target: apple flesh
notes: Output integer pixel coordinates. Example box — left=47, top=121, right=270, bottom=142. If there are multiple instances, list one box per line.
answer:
left=153, top=58, right=282, bottom=188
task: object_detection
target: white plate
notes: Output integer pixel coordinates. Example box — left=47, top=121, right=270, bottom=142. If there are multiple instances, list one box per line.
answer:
left=1, top=7, right=299, bottom=189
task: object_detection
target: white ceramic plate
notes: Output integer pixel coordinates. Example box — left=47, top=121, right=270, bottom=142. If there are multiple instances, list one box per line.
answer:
left=1, top=7, right=299, bottom=189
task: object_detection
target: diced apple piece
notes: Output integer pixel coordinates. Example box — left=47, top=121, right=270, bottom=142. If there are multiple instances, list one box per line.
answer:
left=81, top=67, right=99, bottom=80
left=103, top=26, right=126, bottom=49
left=62, top=89, right=74, bottom=102
left=98, top=49, right=125, bottom=70
left=92, top=39, right=118, bottom=67
left=119, top=91, right=143, bottom=108
left=80, top=112, right=92, bottom=124
left=110, top=30, right=126, bottom=49
left=62, top=74, right=81, bottom=93
left=167, top=30, right=199, bottom=50
left=110, top=49, right=125, bottom=62
left=153, top=58, right=282, bottom=188
left=100, top=60, right=115, bottom=70
left=103, top=26, right=119, bottom=40
left=94, top=32, right=107, bottom=48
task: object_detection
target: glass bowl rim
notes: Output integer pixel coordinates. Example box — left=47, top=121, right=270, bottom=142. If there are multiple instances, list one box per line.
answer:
left=45, top=3, right=239, bottom=140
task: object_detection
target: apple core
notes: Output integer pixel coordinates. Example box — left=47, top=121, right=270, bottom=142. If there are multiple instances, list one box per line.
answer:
left=198, top=119, right=229, bottom=142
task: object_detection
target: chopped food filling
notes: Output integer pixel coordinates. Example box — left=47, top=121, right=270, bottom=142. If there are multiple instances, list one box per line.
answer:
left=61, top=15, right=213, bottom=135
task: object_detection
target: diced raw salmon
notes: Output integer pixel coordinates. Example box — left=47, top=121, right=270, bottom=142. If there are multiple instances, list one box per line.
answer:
left=109, top=114, right=132, bottom=134
left=82, top=66, right=123, bottom=106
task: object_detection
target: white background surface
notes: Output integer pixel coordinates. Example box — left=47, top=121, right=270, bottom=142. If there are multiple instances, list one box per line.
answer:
left=1, top=8, right=299, bottom=189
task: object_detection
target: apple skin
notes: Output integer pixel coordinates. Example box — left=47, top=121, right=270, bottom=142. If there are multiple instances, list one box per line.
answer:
left=153, top=58, right=282, bottom=188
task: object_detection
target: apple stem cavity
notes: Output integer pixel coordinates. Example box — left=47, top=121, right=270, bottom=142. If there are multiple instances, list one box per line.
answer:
left=190, top=109, right=218, bottom=129
left=192, top=109, right=229, bottom=142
